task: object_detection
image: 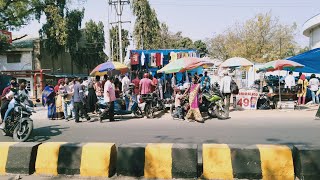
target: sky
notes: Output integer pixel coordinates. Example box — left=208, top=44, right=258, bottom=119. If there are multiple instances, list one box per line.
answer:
left=13, top=0, right=320, bottom=53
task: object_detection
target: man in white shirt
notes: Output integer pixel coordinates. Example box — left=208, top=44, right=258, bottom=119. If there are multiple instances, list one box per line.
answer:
left=220, top=71, right=232, bottom=112
left=102, top=76, right=116, bottom=122
left=285, top=71, right=296, bottom=90
left=121, top=74, right=130, bottom=110
left=309, top=74, right=319, bottom=104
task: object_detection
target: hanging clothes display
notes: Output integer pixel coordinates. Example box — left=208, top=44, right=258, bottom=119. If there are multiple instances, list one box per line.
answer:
left=141, top=52, right=146, bottom=66
left=160, top=53, right=164, bottom=66
left=150, top=53, right=157, bottom=67
left=170, top=52, right=177, bottom=62
left=131, top=52, right=140, bottom=65
left=184, top=53, right=189, bottom=57
left=156, top=53, right=162, bottom=67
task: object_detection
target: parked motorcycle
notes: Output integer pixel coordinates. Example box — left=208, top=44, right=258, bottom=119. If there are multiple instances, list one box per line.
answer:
left=141, top=92, right=166, bottom=118
left=200, top=84, right=229, bottom=119
left=1, top=94, right=35, bottom=142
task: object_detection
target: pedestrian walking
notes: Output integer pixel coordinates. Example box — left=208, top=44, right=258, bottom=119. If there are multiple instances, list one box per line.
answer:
left=121, top=74, right=130, bottom=110
left=87, top=77, right=98, bottom=113
left=101, top=76, right=116, bottom=122
left=309, top=74, right=319, bottom=104
left=297, top=74, right=309, bottom=105
left=73, top=78, right=90, bottom=123
left=184, top=76, right=204, bottom=123
left=220, top=71, right=232, bottom=114
left=131, top=72, right=140, bottom=102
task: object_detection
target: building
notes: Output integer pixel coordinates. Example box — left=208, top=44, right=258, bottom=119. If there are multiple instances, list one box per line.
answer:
left=0, top=37, right=89, bottom=100
left=303, top=13, right=320, bottom=49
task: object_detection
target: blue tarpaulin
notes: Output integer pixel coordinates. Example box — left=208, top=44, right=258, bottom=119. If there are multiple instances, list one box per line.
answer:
left=287, top=48, right=320, bottom=73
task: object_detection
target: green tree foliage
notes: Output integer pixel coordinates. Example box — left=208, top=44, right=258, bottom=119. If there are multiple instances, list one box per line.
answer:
left=74, top=20, right=106, bottom=70
left=132, top=0, right=161, bottom=49
left=109, top=26, right=130, bottom=61
left=207, top=12, right=298, bottom=62
left=66, top=9, right=84, bottom=60
left=194, top=40, right=208, bottom=57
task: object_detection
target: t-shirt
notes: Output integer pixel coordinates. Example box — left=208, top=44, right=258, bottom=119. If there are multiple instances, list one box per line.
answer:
left=170, top=52, right=177, bottom=62
left=175, top=94, right=183, bottom=107
left=156, top=53, right=161, bottom=66
left=160, top=53, right=164, bottom=66
left=309, top=78, right=319, bottom=92
left=104, top=80, right=116, bottom=103
left=150, top=53, right=157, bottom=67
left=139, top=78, right=152, bottom=95
left=131, top=52, right=140, bottom=65
left=132, top=78, right=140, bottom=95
left=141, top=52, right=146, bottom=66
left=152, top=78, right=158, bottom=92
left=121, top=76, right=130, bottom=93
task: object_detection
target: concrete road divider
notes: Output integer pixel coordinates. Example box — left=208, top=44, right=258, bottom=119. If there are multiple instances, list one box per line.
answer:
left=0, top=142, right=41, bottom=175
left=202, top=144, right=294, bottom=180
left=117, top=143, right=198, bottom=179
left=35, top=142, right=116, bottom=177
left=294, top=145, right=320, bottom=180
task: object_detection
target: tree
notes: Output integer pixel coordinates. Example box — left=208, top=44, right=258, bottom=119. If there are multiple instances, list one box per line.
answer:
left=207, top=12, right=297, bottom=62
left=74, top=20, right=106, bottom=70
left=194, top=40, right=208, bottom=57
left=109, top=26, right=130, bottom=62
left=132, top=0, right=161, bottom=49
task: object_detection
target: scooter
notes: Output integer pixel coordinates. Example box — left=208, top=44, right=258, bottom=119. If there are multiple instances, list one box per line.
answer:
left=98, top=85, right=143, bottom=121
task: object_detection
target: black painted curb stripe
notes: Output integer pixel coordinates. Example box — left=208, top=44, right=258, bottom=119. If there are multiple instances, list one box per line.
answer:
left=172, top=144, right=198, bottom=178
left=230, top=144, right=262, bottom=179
left=57, top=143, right=83, bottom=175
left=294, top=145, right=320, bottom=180
left=117, top=143, right=146, bottom=177
left=6, top=142, right=41, bottom=175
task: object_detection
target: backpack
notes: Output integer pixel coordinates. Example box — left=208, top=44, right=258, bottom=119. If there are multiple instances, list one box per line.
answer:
left=230, top=80, right=239, bottom=94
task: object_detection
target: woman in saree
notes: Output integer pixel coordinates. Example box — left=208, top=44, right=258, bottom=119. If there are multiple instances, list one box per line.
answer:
left=54, top=79, right=65, bottom=119
left=183, top=76, right=204, bottom=123
left=42, top=85, right=56, bottom=120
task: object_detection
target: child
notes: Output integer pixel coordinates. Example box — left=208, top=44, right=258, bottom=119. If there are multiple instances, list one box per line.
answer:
left=172, top=89, right=184, bottom=120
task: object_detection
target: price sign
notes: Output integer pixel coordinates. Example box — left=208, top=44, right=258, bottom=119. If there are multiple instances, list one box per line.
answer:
left=236, top=91, right=259, bottom=110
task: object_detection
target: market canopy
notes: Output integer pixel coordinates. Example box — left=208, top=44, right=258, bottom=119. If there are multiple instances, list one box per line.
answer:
left=257, top=60, right=304, bottom=73
left=157, top=57, right=214, bottom=74
left=220, top=57, right=253, bottom=68
left=90, top=61, right=129, bottom=76
left=287, top=48, right=320, bottom=73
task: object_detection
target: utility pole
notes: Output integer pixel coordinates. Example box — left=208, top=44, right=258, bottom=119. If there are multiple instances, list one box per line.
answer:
left=108, top=0, right=130, bottom=63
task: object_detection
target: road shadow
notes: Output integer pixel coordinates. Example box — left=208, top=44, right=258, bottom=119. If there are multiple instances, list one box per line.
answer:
left=266, top=138, right=313, bottom=147
left=27, top=125, right=69, bottom=142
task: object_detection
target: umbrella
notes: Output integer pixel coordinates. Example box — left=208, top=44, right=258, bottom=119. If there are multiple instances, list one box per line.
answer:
left=157, top=57, right=214, bottom=74
left=220, top=57, right=253, bottom=68
left=257, top=60, right=304, bottom=103
left=90, top=61, right=129, bottom=76
left=257, top=60, right=304, bottom=72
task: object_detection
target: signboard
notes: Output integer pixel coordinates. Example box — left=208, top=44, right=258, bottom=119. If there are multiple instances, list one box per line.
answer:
left=0, top=30, right=12, bottom=44
left=236, top=90, right=259, bottom=110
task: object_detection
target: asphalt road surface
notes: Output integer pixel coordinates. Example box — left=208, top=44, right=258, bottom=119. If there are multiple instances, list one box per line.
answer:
left=0, top=106, right=319, bottom=146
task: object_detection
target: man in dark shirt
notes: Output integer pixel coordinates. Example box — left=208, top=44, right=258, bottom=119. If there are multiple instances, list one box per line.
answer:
left=1, top=78, right=16, bottom=120
left=73, top=78, right=90, bottom=123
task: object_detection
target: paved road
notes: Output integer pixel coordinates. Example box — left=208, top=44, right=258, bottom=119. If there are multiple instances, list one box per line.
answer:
left=0, top=107, right=319, bottom=146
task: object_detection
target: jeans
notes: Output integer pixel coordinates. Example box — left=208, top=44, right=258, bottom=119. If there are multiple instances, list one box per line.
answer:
left=3, top=99, right=15, bottom=122
left=63, top=100, right=72, bottom=119
left=1, top=99, right=10, bottom=120
left=74, top=102, right=89, bottom=122
left=311, top=91, right=319, bottom=104
left=172, top=106, right=184, bottom=119
left=70, top=99, right=75, bottom=118
left=124, top=96, right=130, bottom=110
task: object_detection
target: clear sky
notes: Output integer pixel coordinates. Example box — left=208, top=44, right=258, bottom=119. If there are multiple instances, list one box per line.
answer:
left=13, top=0, right=320, bottom=50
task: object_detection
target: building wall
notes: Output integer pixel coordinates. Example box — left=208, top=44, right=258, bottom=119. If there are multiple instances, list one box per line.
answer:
left=310, top=27, right=320, bottom=49
left=0, top=52, right=33, bottom=71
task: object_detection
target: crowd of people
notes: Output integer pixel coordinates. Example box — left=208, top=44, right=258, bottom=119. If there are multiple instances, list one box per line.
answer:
left=0, top=70, right=237, bottom=125
left=285, top=72, right=320, bottom=105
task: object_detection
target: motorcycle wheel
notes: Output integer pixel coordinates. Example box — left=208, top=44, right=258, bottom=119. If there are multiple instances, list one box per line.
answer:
left=133, top=107, right=144, bottom=118
left=207, top=105, right=217, bottom=118
left=145, top=103, right=154, bottom=118
left=13, top=120, right=33, bottom=142
left=214, top=104, right=229, bottom=120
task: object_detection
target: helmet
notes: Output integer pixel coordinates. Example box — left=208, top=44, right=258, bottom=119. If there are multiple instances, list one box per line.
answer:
left=144, top=73, right=149, bottom=78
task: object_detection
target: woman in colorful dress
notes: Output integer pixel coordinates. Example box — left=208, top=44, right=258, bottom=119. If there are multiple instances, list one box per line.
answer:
left=94, top=76, right=103, bottom=99
left=297, top=74, right=309, bottom=105
left=54, top=79, right=65, bottom=119
left=87, top=77, right=98, bottom=113
left=42, top=85, right=56, bottom=120
left=184, top=76, right=204, bottom=123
